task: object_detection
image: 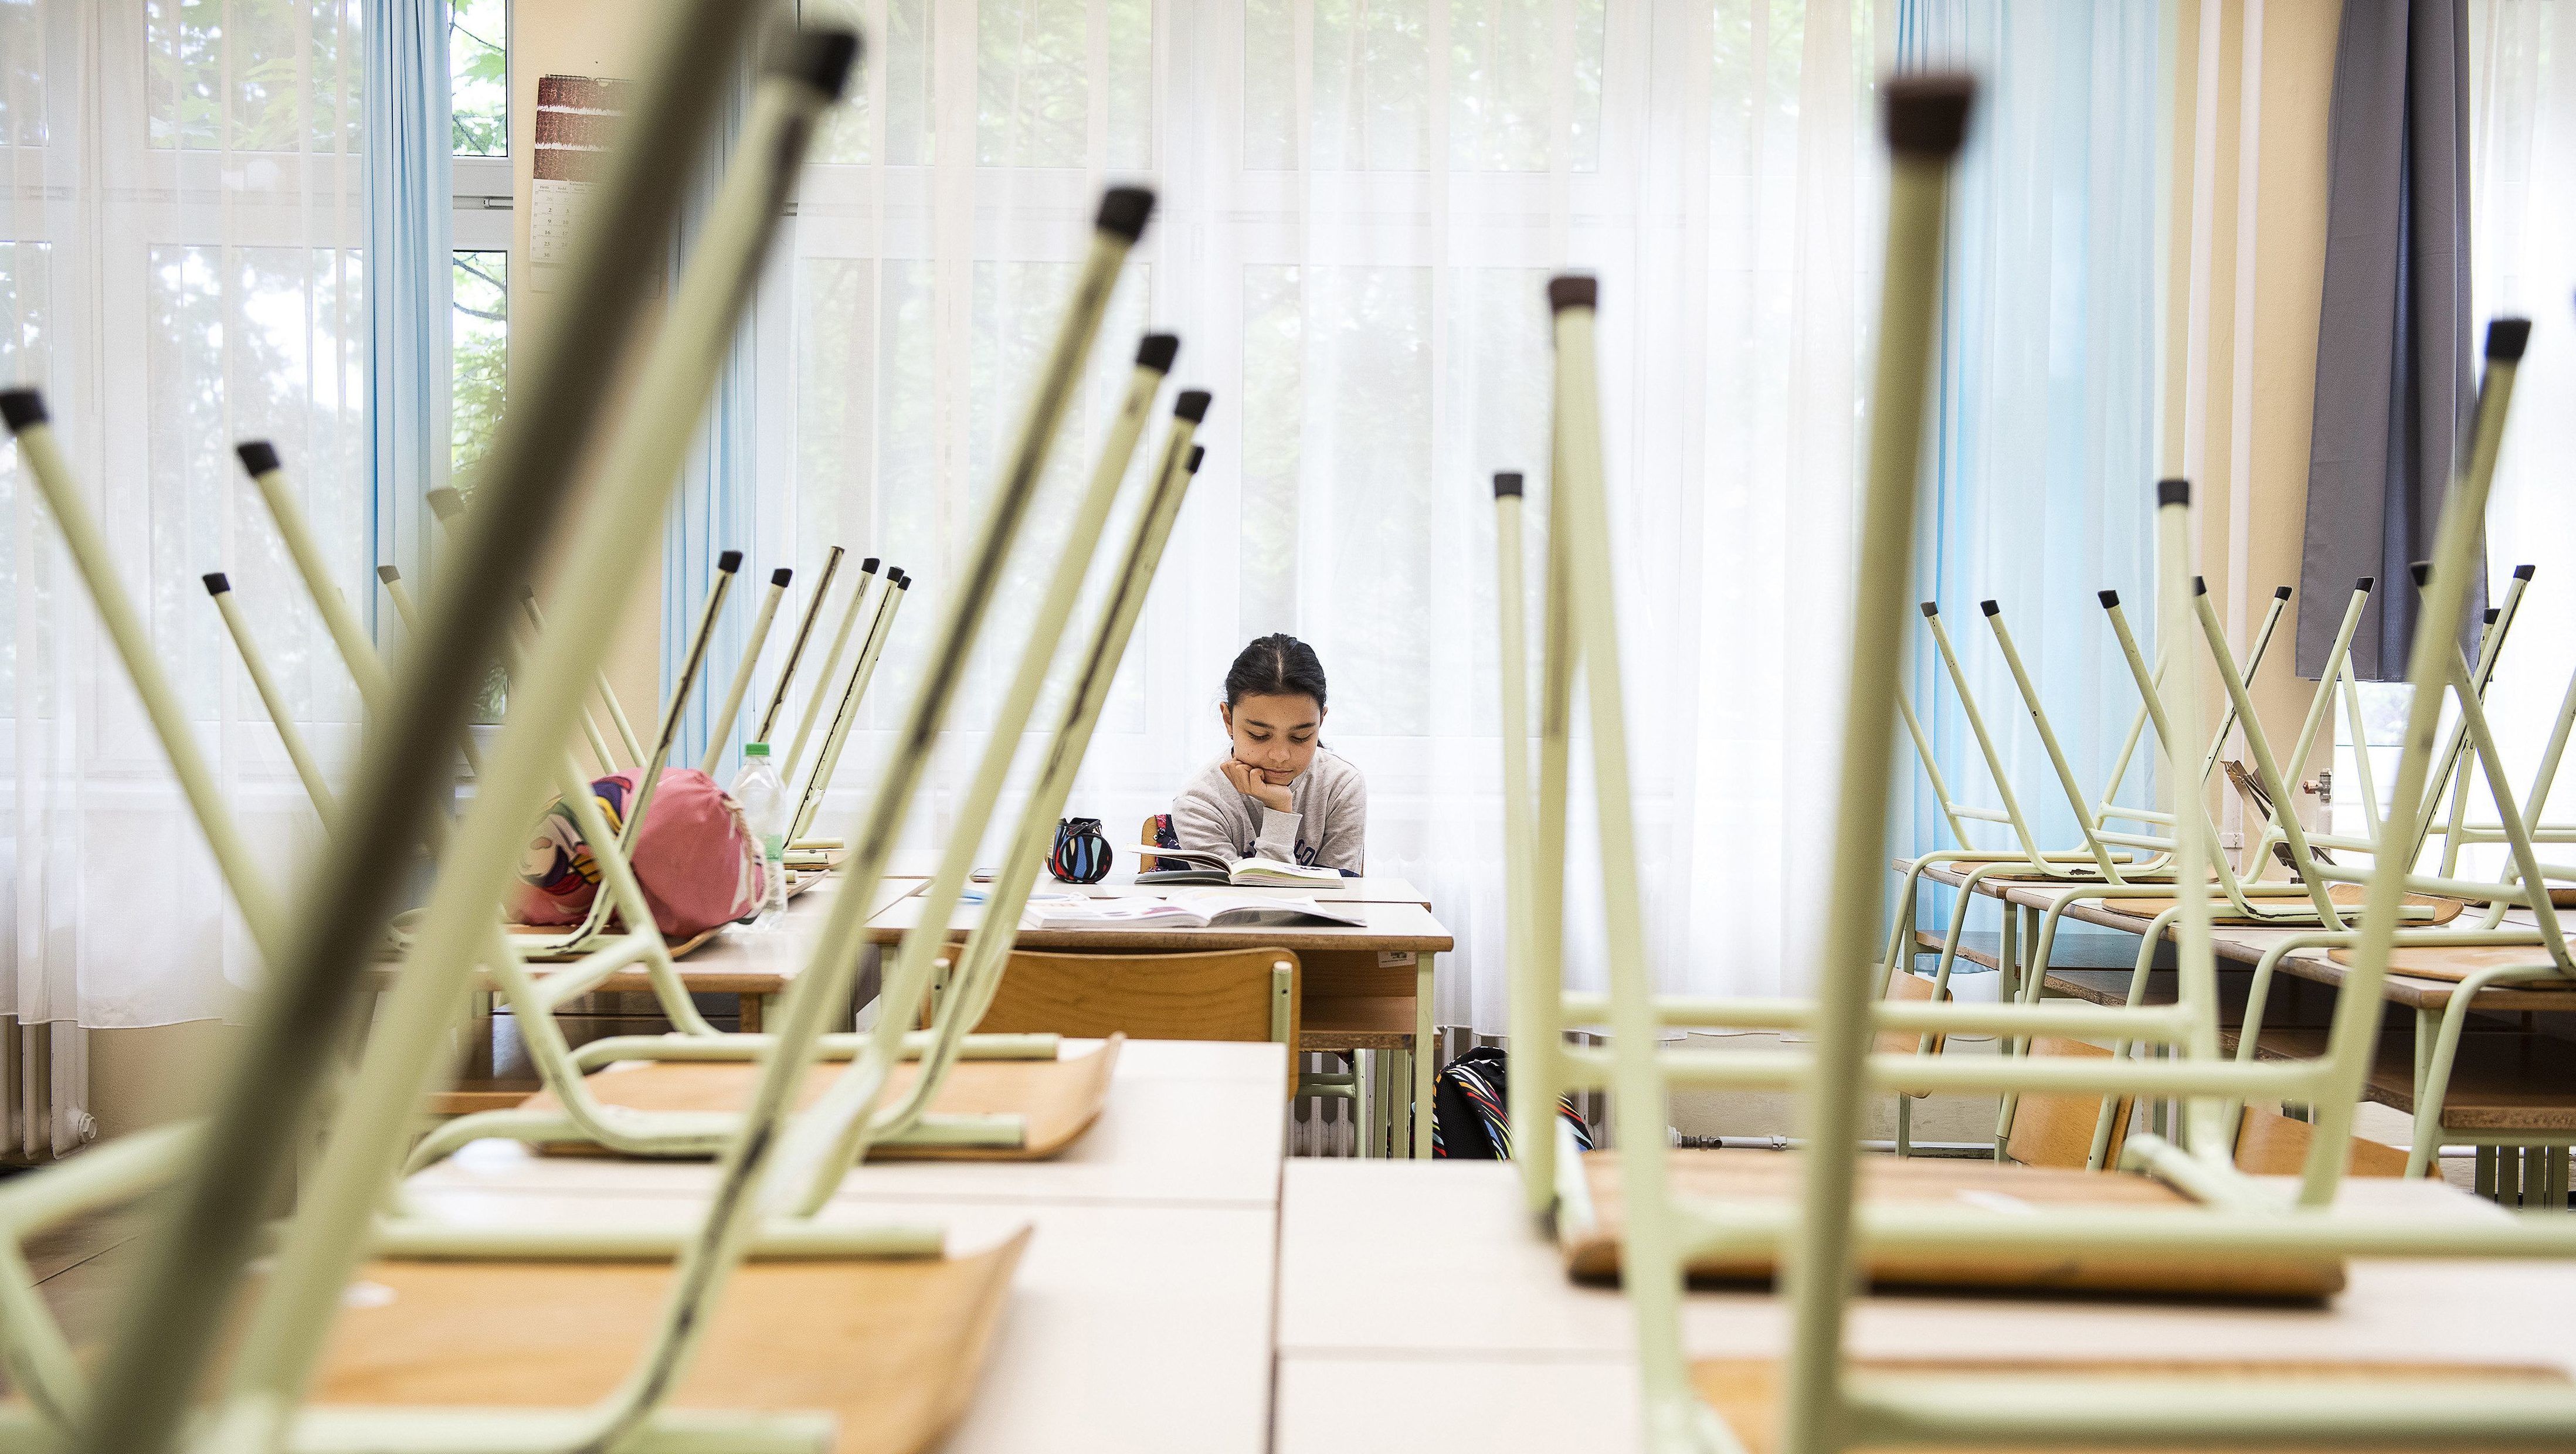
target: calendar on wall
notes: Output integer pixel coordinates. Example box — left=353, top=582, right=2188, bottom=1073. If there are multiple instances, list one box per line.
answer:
left=530, top=74, right=647, bottom=295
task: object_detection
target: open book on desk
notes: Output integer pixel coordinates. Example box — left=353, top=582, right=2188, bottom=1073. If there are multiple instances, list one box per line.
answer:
left=1132, top=846, right=1346, bottom=888
left=1020, top=889, right=1366, bottom=932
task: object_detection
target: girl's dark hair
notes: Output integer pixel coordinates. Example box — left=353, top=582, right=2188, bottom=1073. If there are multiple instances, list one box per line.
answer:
left=1224, top=633, right=1327, bottom=710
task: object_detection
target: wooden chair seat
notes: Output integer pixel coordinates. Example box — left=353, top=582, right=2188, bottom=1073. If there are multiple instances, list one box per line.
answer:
left=520, top=1039, right=1122, bottom=1160
left=1966, top=855, right=2143, bottom=882
left=1565, top=1149, right=2343, bottom=1299
left=1876, top=967, right=1945, bottom=1069
left=2110, top=884, right=2464, bottom=926
left=2232, top=1100, right=2419, bottom=1177
left=1686, top=1356, right=2568, bottom=1453
left=307, top=1235, right=1026, bottom=1453
left=2002, top=1036, right=2132, bottom=1170
left=2325, top=937, right=2576, bottom=984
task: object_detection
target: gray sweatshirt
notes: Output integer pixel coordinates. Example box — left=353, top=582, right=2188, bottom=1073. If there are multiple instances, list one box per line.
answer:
left=1170, top=749, right=1367, bottom=874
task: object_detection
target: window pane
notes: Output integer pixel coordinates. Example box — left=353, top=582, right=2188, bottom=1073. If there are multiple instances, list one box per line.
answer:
left=812, top=0, right=936, bottom=165
left=1239, top=264, right=1436, bottom=736
left=451, top=250, right=507, bottom=483
left=977, top=0, right=1149, bottom=169
left=451, top=0, right=507, bottom=157
left=0, top=0, right=47, bottom=148
left=0, top=242, right=53, bottom=708
left=147, top=243, right=367, bottom=725
left=1448, top=0, right=1605, bottom=172
left=146, top=0, right=362, bottom=154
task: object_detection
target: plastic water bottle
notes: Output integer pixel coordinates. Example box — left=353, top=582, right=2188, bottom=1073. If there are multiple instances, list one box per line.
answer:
left=730, top=741, right=789, bottom=928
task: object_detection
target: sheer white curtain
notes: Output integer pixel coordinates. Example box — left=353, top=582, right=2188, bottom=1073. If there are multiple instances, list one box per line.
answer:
left=765, top=0, right=1890, bottom=1027
left=2468, top=0, right=2576, bottom=828
left=0, top=0, right=365, bottom=1028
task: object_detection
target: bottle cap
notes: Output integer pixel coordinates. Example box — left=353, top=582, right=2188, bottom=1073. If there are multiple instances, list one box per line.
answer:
left=744, top=742, right=771, bottom=756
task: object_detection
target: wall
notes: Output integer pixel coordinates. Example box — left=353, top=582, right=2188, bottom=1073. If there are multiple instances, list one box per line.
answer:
left=508, top=0, right=664, bottom=745
left=2163, top=0, right=2344, bottom=834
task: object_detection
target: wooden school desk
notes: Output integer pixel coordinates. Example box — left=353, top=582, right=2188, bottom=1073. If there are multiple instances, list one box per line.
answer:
left=1271, top=1159, right=2576, bottom=1453
left=433, top=875, right=926, bottom=1115
left=403, top=1039, right=1291, bottom=1453
left=861, top=896, right=1457, bottom=1156
left=1899, top=858, right=2576, bottom=1176
left=938, top=874, right=1434, bottom=903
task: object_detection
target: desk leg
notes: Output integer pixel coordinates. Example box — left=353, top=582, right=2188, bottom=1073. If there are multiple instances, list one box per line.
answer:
left=1412, top=953, right=1437, bottom=1158
left=741, top=991, right=765, bottom=1034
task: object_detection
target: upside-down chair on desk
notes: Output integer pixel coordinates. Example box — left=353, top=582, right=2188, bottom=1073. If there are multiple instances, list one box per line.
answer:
left=1527, top=72, right=2576, bottom=1453
left=0, top=23, right=1053, bottom=1454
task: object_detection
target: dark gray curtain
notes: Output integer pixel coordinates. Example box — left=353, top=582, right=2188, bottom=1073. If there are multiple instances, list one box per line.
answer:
left=2297, top=0, right=2478, bottom=681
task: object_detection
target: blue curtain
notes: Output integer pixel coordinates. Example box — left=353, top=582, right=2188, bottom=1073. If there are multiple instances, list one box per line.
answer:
left=1893, top=2, right=2162, bottom=932
left=663, top=60, right=762, bottom=782
left=365, top=0, right=454, bottom=628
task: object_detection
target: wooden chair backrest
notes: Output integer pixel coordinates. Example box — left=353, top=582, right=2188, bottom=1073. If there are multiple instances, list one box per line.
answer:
left=1875, top=967, right=1944, bottom=1070
left=2233, top=1099, right=2418, bottom=1177
left=970, top=946, right=1301, bottom=1049
left=2003, top=1037, right=2130, bottom=1169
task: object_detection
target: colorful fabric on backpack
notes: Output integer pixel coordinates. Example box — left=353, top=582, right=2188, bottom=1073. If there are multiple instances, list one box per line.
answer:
left=1431, top=1045, right=1594, bottom=1160
left=1138, top=811, right=1182, bottom=873
left=513, top=768, right=765, bottom=938
left=1048, top=817, right=1113, bottom=884
left=520, top=775, right=635, bottom=900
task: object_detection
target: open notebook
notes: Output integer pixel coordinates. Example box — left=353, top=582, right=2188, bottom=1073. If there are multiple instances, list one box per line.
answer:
left=1132, top=845, right=1346, bottom=888
left=1019, top=888, right=1366, bottom=932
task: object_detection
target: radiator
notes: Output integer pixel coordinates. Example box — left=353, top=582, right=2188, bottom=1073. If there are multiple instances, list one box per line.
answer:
left=1, top=1019, right=95, bottom=1163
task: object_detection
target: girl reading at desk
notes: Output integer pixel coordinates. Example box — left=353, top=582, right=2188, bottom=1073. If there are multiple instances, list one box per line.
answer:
left=1163, top=634, right=1367, bottom=875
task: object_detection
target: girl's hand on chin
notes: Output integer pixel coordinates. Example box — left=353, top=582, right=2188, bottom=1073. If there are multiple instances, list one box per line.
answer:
left=1223, top=757, right=1295, bottom=813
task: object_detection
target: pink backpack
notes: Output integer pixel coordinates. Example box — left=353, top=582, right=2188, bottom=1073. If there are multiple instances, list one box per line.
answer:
left=515, top=767, right=766, bottom=939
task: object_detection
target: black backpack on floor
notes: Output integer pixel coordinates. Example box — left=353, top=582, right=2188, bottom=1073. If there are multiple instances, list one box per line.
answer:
left=1432, top=1045, right=1594, bottom=1159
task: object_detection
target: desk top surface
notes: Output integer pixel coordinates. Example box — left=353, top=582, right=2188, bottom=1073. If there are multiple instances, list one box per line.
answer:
left=861, top=896, right=1457, bottom=953
left=494, top=875, right=925, bottom=993
left=401, top=1035, right=1290, bottom=1453
left=409, top=1038, right=1289, bottom=1209
left=911, top=873, right=1432, bottom=904
left=1273, top=1159, right=2576, bottom=1450
left=393, top=1187, right=1276, bottom=1454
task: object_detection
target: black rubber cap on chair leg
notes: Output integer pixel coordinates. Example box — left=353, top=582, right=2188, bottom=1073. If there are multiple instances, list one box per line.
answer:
left=1919, top=601, right=1939, bottom=617
left=1883, top=73, right=1977, bottom=158
left=2486, top=608, right=2502, bottom=626
left=1136, top=334, right=1180, bottom=373
left=2356, top=576, right=2375, bottom=593
left=1187, top=445, right=1204, bottom=473
left=858, top=557, right=880, bottom=575
left=771, top=567, right=793, bottom=587
left=1978, top=599, right=2001, bottom=617
left=1095, top=187, right=1156, bottom=242
left=2157, top=478, right=2190, bottom=507
left=202, top=572, right=230, bottom=596
left=2273, top=585, right=2294, bottom=600
left=2410, top=561, right=2432, bottom=587
left=717, top=549, right=742, bottom=574
left=2098, top=590, right=2119, bottom=609
left=2514, top=563, right=2536, bottom=581
left=1175, top=389, right=1212, bottom=423
left=890, top=569, right=911, bottom=590
left=768, top=26, right=861, bottom=102
left=1494, top=472, right=1524, bottom=498
left=426, top=488, right=466, bottom=521
left=0, top=389, right=46, bottom=431
left=2486, top=318, right=2531, bottom=362
left=378, top=565, right=403, bottom=585
left=2193, top=575, right=2209, bottom=596
left=1547, top=276, right=1597, bottom=313
left=235, top=441, right=281, bottom=477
